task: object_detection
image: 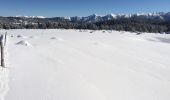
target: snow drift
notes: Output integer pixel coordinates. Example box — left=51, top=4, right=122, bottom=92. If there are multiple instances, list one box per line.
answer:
left=16, top=40, right=31, bottom=46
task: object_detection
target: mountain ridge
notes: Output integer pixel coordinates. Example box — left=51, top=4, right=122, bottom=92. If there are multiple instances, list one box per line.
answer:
left=0, top=12, right=170, bottom=33
left=69, top=12, right=170, bottom=23
left=5, top=12, right=170, bottom=22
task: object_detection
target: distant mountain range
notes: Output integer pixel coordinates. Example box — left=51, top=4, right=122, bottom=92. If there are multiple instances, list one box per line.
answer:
left=69, top=12, right=170, bottom=23
left=12, top=12, right=170, bottom=23
left=0, top=12, right=170, bottom=33
left=0, top=12, right=170, bottom=25
left=15, top=16, right=46, bottom=19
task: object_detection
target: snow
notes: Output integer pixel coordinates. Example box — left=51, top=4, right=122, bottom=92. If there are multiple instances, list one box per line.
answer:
left=0, top=68, right=9, bottom=100
left=15, top=15, right=46, bottom=18
left=0, top=34, right=9, bottom=100
left=16, top=40, right=31, bottom=46
left=0, top=29, right=170, bottom=100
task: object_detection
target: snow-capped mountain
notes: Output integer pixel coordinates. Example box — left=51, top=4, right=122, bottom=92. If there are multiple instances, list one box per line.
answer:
left=2, top=12, right=170, bottom=23
left=69, top=12, right=170, bottom=23
left=15, top=15, right=46, bottom=18
left=81, top=14, right=102, bottom=22
left=0, top=12, right=170, bottom=25
left=0, top=12, right=170, bottom=33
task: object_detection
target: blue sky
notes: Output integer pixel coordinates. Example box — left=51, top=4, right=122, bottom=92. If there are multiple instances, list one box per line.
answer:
left=0, top=0, right=170, bottom=17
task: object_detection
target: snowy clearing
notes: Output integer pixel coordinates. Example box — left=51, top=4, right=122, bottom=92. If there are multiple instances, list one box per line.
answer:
left=0, top=29, right=170, bottom=100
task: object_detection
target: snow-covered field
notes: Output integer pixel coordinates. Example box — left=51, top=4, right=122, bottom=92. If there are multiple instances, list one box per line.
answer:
left=0, top=29, right=170, bottom=100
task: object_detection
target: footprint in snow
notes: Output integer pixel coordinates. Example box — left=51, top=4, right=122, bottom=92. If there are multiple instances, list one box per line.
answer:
left=50, top=37, right=56, bottom=39
left=29, top=36, right=36, bottom=39
left=50, top=37, right=64, bottom=41
left=17, top=35, right=27, bottom=39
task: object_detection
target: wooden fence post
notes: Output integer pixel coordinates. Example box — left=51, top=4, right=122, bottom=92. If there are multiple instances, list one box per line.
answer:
left=4, top=32, right=7, bottom=46
left=0, top=34, right=5, bottom=67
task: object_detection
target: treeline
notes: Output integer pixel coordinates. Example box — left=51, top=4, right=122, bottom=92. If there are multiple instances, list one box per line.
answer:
left=95, top=17, right=170, bottom=33
left=0, top=17, right=170, bottom=33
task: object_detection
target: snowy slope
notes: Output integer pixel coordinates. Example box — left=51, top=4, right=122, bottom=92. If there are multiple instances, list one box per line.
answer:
left=1, top=29, right=170, bottom=100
